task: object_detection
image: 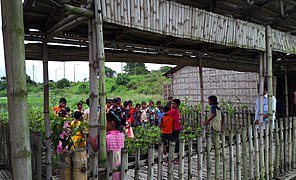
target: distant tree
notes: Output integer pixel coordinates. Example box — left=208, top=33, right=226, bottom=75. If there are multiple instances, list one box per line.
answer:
left=123, top=63, right=150, bottom=75
left=56, top=78, right=71, bottom=89
left=105, top=66, right=116, bottom=78
left=83, top=78, right=87, bottom=82
left=26, top=74, right=37, bottom=86
left=159, top=66, right=173, bottom=73
left=116, top=73, right=130, bottom=85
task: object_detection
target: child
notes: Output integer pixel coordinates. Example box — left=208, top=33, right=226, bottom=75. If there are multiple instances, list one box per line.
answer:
left=56, top=109, right=71, bottom=154
left=157, top=106, right=164, bottom=126
left=148, top=101, right=158, bottom=126
left=133, top=103, right=141, bottom=126
left=156, top=101, right=162, bottom=112
left=70, top=111, right=87, bottom=150
left=160, top=106, right=174, bottom=155
left=140, top=101, right=148, bottom=127
left=106, top=99, right=112, bottom=113
left=203, top=95, right=224, bottom=135
left=89, top=110, right=125, bottom=180
left=167, top=99, right=181, bottom=153
left=75, top=101, right=84, bottom=114
left=53, top=97, right=67, bottom=117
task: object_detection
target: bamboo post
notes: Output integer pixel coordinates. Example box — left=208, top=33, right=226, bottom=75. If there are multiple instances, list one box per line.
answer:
left=1, top=0, right=32, bottom=178
left=188, top=138, right=193, bottom=179
left=222, top=131, right=227, bottom=180
left=254, top=127, right=260, bottom=180
left=275, top=118, right=280, bottom=176
left=288, top=119, right=292, bottom=170
left=206, top=133, right=211, bottom=180
left=259, top=124, right=265, bottom=180
left=120, top=148, right=128, bottom=179
left=88, top=18, right=99, bottom=179
left=42, top=42, right=52, bottom=180
left=279, top=119, right=284, bottom=172
left=178, top=140, right=185, bottom=180
left=284, top=69, right=289, bottom=117
left=197, top=137, right=203, bottom=180
left=266, top=25, right=274, bottom=179
left=73, top=149, right=87, bottom=180
left=60, top=152, right=73, bottom=180
left=199, top=55, right=206, bottom=141
left=168, top=142, right=175, bottom=180
left=36, top=133, right=42, bottom=180
left=265, top=123, right=269, bottom=180
left=134, top=148, right=140, bottom=180
left=106, top=151, right=113, bottom=180
left=242, top=128, right=248, bottom=180
left=292, top=117, right=296, bottom=169
left=236, top=133, right=242, bottom=180
left=147, top=144, right=155, bottom=180
left=229, top=130, right=234, bottom=180
left=157, top=142, right=163, bottom=180
left=214, top=132, right=220, bottom=180
left=248, top=126, right=254, bottom=179
left=284, top=118, right=288, bottom=172
left=94, top=0, right=107, bottom=177
left=259, top=52, right=265, bottom=180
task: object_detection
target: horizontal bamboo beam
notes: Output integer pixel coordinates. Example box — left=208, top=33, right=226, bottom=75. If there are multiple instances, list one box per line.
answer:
left=64, top=4, right=94, bottom=18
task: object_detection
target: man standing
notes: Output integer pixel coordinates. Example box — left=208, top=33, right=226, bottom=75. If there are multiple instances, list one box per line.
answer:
left=254, top=83, right=277, bottom=128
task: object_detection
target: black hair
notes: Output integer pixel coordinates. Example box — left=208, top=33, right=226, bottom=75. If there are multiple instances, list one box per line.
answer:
left=59, top=98, right=67, bottom=104
left=86, top=98, right=90, bottom=107
left=172, top=99, right=181, bottom=106
left=112, top=98, right=118, bottom=103
left=65, top=107, right=70, bottom=112
left=208, top=95, right=218, bottom=105
left=156, top=101, right=161, bottom=105
left=164, top=106, right=170, bottom=112
left=106, top=99, right=112, bottom=103
left=58, top=109, right=67, bottom=117
left=135, top=103, right=141, bottom=108
left=257, top=82, right=268, bottom=91
left=123, top=101, right=128, bottom=107
left=149, top=101, right=154, bottom=104
left=141, top=101, right=146, bottom=105
left=117, top=97, right=121, bottom=101
left=159, top=106, right=164, bottom=110
left=77, top=101, right=82, bottom=106
left=168, top=96, right=173, bottom=100
left=128, top=100, right=133, bottom=105
left=74, top=111, right=83, bottom=119
left=107, top=110, right=125, bottom=130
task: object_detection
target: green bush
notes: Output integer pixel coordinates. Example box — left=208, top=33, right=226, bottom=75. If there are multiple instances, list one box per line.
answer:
left=116, top=74, right=130, bottom=85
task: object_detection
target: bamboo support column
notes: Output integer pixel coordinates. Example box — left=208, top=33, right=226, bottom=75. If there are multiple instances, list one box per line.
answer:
left=214, top=132, right=220, bottom=180
left=279, top=119, right=284, bottom=172
left=236, top=133, right=242, bottom=180
left=73, top=149, right=87, bottom=180
left=134, top=148, right=140, bottom=180
left=242, top=128, right=248, bottom=180
left=147, top=144, right=155, bottom=180
left=292, top=117, right=296, bottom=169
left=284, top=118, right=288, bottom=171
left=229, top=130, right=234, bottom=180
left=197, top=137, right=203, bottom=180
left=206, top=133, right=212, bottom=180
left=222, top=132, right=227, bottom=180
left=94, top=0, right=107, bottom=177
left=120, top=148, right=128, bottom=179
left=199, top=55, right=206, bottom=140
left=288, top=120, right=292, bottom=170
left=178, top=140, right=185, bottom=180
left=265, top=123, right=269, bottom=180
left=42, top=42, right=52, bottom=180
left=254, top=127, right=260, bottom=180
left=259, top=52, right=265, bottom=180
left=1, top=0, right=32, bottom=178
left=157, top=142, right=163, bottom=180
left=88, top=18, right=99, bottom=179
left=248, top=126, right=254, bottom=179
left=188, top=138, right=193, bottom=179
left=275, top=119, right=280, bottom=176
left=284, top=69, right=289, bottom=117
left=266, top=25, right=274, bottom=178
left=168, top=142, right=175, bottom=180
left=106, top=151, right=113, bottom=180
left=36, top=133, right=42, bottom=180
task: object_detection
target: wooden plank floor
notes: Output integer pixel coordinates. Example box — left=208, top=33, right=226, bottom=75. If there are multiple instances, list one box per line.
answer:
left=0, top=170, right=10, bottom=180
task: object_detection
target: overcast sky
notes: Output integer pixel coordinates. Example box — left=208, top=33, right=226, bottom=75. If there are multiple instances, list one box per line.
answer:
left=0, top=6, right=175, bottom=83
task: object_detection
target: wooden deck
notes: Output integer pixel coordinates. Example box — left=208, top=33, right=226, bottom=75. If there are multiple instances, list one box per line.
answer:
left=0, top=170, right=10, bottom=180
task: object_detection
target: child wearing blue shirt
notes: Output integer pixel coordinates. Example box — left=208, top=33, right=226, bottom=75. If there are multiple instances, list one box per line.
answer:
left=157, top=106, right=164, bottom=126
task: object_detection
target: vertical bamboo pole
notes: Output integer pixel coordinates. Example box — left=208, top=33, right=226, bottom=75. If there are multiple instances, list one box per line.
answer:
left=254, top=127, right=260, bottom=180
left=168, top=142, right=175, bottom=180
left=206, top=133, right=212, bottom=180
left=259, top=52, right=265, bottom=180
left=248, top=126, right=254, bottom=179
left=292, top=117, right=296, bottom=169
left=178, top=140, right=185, bottom=180
left=88, top=17, right=99, bottom=179
left=242, top=128, right=248, bottom=180
left=42, top=42, right=52, bottom=180
left=288, top=120, right=292, bottom=170
left=60, top=153, right=73, bottom=180
left=157, top=142, right=163, bottom=180
left=214, top=132, right=220, bottom=180
left=120, top=148, right=128, bottom=179
left=199, top=55, right=206, bottom=141
left=36, top=133, right=42, bottom=180
left=106, top=151, right=113, bottom=180
left=229, top=130, right=234, bottom=180
left=134, top=148, right=140, bottom=180
left=1, top=0, right=32, bottom=178
left=284, top=118, right=288, bottom=172
left=275, top=118, right=280, bottom=176
left=197, top=137, right=203, bottom=180
left=265, top=123, right=269, bottom=180
left=73, top=149, right=87, bottom=180
left=279, top=119, right=284, bottom=172
left=147, top=144, right=155, bottom=180
left=284, top=68, right=289, bottom=117
left=266, top=25, right=274, bottom=179
left=94, top=0, right=107, bottom=177
left=236, top=133, right=242, bottom=180
left=222, top=132, right=227, bottom=180
left=188, top=138, right=193, bottom=179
